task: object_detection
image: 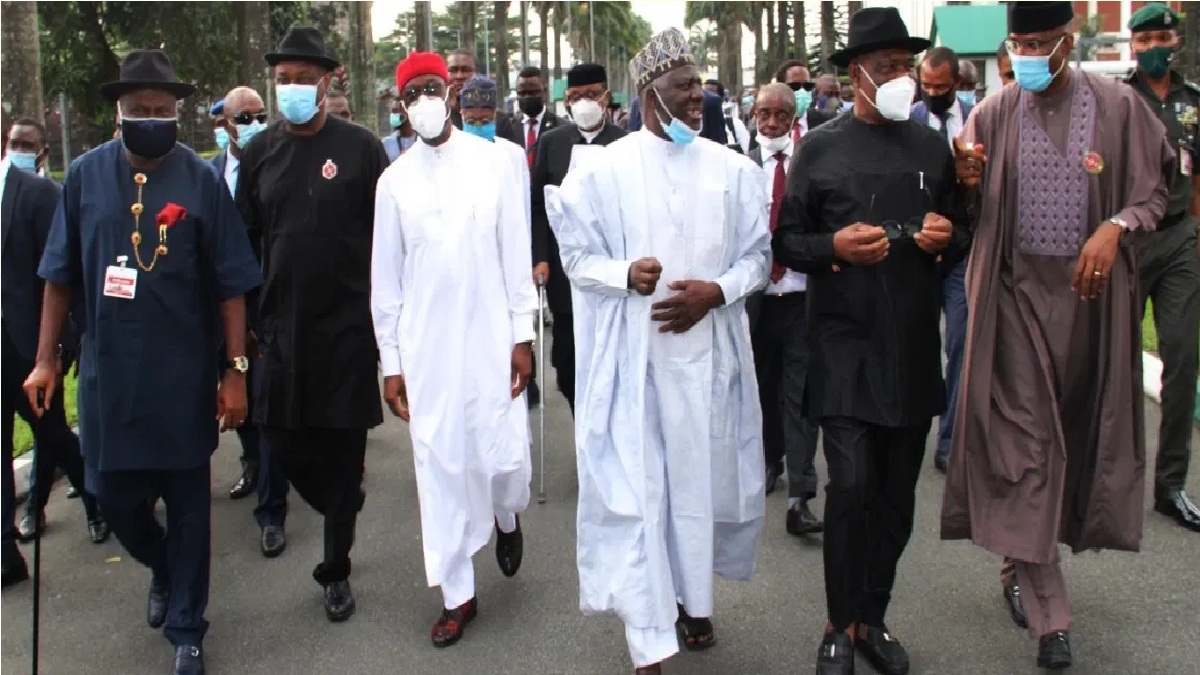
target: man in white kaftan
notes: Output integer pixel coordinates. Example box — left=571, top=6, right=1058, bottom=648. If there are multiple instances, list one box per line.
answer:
left=370, top=52, right=537, bottom=648
left=545, top=27, right=769, bottom=674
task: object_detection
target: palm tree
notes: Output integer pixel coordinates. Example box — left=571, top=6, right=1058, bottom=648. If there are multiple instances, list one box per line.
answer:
left=684, top=1, right=744, bottom=93
left=460, top=1, right=477, bottom=53
left=237, top=2, right=272, bottom=111
left=744, top=2, right=766, bottom=85
left=792, top=1, right=806, bottom=62
left=493, top=2, right=510, bottom=93
left=1, top=0, right=45, bottom=124
left=819, top=1, right=836, bottom=71
left=538, top=2, right=550, bottom=79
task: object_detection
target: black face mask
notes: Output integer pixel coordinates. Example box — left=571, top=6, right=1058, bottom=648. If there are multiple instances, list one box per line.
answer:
left=519, top=96, right=544, bottom=118
left=921, top=89, right=955, bottom=117
left=120, top=118, right=178, bottom=159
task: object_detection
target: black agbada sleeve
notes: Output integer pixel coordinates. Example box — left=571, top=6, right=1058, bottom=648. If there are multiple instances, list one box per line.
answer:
left=772, top=136, right=838, bottom=274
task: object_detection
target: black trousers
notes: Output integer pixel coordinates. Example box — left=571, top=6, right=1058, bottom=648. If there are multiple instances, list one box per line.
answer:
left=264, top=427, right=366, bottom=584
left=550, top=310, right=576, bottom=413
left=821, top=416, right=929, bottom=631
left=750, top=292, right=818, bottom=500
left=1138, top=216, right=1200, bottom=495
left=2, top=328, right=97, bottom=558
left=96, top=464, right=211, bottom=647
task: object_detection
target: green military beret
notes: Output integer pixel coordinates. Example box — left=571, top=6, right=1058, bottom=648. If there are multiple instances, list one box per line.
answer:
left=1128, top=3, right=1179, bottom=32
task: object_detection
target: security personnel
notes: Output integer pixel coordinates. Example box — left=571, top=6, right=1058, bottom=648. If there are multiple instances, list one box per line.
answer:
left=1125, top=2, right=1200, bottom=533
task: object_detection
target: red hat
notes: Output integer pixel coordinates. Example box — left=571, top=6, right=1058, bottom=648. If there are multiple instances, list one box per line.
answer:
left=395, top=52, right=450, bottom=91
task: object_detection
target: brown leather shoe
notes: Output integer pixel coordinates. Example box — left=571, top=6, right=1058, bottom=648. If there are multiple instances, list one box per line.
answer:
left=431, top=597, right=478, bottom=648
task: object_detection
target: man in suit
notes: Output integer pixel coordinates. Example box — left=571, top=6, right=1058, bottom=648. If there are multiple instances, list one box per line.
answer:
left=625, top=88, right=729, bottom=145
left=446, top=48, right=477, bottom=130
left=530, top=63, right=627, bottom=414
left=214, top=86, right=291, bottom=558
left=910, top=46, right=974, bottom=473
left=773, top=60, right=836, bottom=144
left=2, top=118, right=107, bottom=588
left=745, top=84, right=824, bottom=535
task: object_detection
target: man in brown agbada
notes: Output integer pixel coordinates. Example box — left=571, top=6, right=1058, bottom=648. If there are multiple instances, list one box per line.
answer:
left=942, top=2, right=1174, bottom=670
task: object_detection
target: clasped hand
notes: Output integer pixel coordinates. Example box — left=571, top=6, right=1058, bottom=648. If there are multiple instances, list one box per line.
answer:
left=650, top=280, right=723, bottom=333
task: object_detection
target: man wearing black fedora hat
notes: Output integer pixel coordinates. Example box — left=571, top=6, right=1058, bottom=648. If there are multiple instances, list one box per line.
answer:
left=942, top=1, right=1176, bottom=669
left=773, top=6, right=971, bottom=675
left=23, top=48, right=263, bottom=675
left=236, top=25, right=388, bottom=623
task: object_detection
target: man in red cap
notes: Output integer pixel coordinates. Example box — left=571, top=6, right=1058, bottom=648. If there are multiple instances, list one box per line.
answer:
left=372, top=51, right=536, bottom=649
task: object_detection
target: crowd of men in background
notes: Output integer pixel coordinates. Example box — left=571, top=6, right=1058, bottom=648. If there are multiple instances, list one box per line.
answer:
left=2, top=2, right=1199, bottom=675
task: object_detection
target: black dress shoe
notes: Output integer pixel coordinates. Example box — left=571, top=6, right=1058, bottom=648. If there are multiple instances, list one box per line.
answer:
left=148, top=576, right=170, bottom=629
left=261, top=525, right=287, bottom=558
left=1037, top=631, right=1072, bottom=670
left=765, top=460, right=785, bottom=495
left=495, top=517, right=523, bottom=577
left=855, top=624, right=910, bottom=675
left=324, top=579, right=355, bottom=622
left=67, top=485, right=81, bottom=499
left=88, top=517, right=110, bottom=545
left=173, top=645, right=205, bottom=675
left=1003, top=581, right=1028, bottom=629
left=786, top=501, right=824, bottom=535
left=816, top=631, right=855, bottom=675
left=1154, top=490, right=1200, bottom=532
left=2, top=555, right=30, bottom=589
left=17, top=513, right=44, bottom=543
left=228, top=469, right=257, bottom=500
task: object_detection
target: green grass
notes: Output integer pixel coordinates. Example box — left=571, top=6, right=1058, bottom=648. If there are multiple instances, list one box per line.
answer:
left=10, top=368, right=79, bottom=459
left=1143, top=302, right=1159, bottom=354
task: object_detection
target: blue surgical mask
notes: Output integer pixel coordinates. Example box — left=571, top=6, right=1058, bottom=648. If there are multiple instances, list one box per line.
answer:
left=1011, top=37, right=1065, bottom=93
left=214, top=127, right=230, bottom=150
left=463, top=120, right=497, bottom=142
left=277, top=83, right=321, bottom=124
left=956, top=91, right=976, bottom=107
left=653, top=86, right=699, bottom=145
left=234, top=120, right=266, bottom=149
left=793, top=89, right=812, bottom=114
left=7, top=150, right=37, bottom=173
left=389, top=112, right=404, bottom=129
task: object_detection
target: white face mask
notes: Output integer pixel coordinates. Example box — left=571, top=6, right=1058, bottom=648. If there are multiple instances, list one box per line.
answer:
left=756, top=132, right=791, bottom=155
left=571, top=99, right=605, bottom=130
left=860, top=68, right=916, bottom=122
left=405, top=95, right=449, bottom=140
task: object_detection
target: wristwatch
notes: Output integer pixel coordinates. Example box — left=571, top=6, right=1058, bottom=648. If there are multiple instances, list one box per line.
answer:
left=1109, top=217, right=1130, bottom=232
left=225, top=356, right=250, bottom=374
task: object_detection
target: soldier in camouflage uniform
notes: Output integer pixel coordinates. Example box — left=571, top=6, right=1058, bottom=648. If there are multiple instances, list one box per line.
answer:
left=1125, top=2, right=1200, bottom=532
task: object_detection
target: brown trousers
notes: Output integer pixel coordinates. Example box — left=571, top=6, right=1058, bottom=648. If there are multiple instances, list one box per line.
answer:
left=1001, top=557, right=1073, bottom=640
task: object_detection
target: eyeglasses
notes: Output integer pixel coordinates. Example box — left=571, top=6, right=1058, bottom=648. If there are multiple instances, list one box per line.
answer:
left=565, top=90, right=607, bottom=104
left=230, top=112, right=268, bottom=125
left=402, top=81, right=446, bottom=104
left=788, top=81, right=816, bottom=92
left=1005, top=35, right=1065, bottom=56
left=870, top=185, right=935, bottom=240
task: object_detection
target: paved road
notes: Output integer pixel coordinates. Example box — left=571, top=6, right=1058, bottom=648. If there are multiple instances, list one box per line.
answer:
left=3, top=379, right=1198, bottom=675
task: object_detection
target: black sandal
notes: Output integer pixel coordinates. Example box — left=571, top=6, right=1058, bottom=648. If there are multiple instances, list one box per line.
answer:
left=676, top=603, right=716, bottom=650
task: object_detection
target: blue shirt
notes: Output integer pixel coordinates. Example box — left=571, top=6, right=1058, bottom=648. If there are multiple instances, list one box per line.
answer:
left=39, top=140, right=262, bottom=472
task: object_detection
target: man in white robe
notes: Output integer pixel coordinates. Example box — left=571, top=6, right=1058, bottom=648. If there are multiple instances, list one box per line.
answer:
left=370, top=52, right=537, bottom=648
left=545, top=28, right=769, bottom=675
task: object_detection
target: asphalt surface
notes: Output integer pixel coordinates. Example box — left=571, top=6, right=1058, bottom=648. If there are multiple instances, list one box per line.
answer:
left=3, top=368, right=1199, bottom=675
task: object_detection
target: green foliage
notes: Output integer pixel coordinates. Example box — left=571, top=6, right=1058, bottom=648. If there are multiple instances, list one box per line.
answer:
left=11, top=369, right=78, bottom=458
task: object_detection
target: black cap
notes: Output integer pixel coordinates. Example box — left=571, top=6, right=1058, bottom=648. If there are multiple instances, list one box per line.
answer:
left=567, top=63, right=608, bottom=88
left=1009, top=2, right=1076, bottom=35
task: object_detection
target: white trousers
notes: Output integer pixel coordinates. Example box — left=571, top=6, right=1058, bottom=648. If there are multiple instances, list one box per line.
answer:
left=438, top=508, right=518, bottom=609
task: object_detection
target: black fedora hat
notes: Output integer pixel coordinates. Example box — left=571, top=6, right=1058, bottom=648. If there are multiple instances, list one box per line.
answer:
left=100, top=50, right=196, bottom=102
left=830, top=7, right=931, bottom=68
left=265, top=25, right=340, bottom=71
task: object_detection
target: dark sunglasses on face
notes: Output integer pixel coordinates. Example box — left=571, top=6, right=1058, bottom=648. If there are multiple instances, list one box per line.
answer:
left=230, top=112, right=269, bottom=125
left=788, top=81, right=816, bottom=92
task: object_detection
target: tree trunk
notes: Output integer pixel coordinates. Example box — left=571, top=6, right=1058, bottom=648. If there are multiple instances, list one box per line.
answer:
left=717, top=20, right=741, bottom=98
left=493, top=2, right=510, bottom=94
left=519, top=0, right=529, bottom=68
left=461, top=1, right=477, bottom=53
left=751, top=5, right=765, bottom=85
left=777, top=2, right=789, bottom=62
left=238, top=2, right=273, bottom=113
left=1182, top=6, right=1200, bottom=82
left=415, top=1, right=432, bottom=51
left=847, top=1, right=863, bottom=16
left=346, top=1, right=376, bottom=133
left=538, top=3, right=550, bottom=80
left=766, top=5, right=777, bottom=67
left=1, top=1, right=45, bottom=125
left=553, top=2, right=564, bottom=80
left=792, top=2, right=805, bottom=61
left=819, top=1, right=835, bottom=71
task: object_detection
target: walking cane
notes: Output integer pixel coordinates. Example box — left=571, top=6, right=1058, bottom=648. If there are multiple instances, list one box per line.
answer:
left=536, top=274, right=548, bottom=504
left=31, top=388, right=45, bottom=674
